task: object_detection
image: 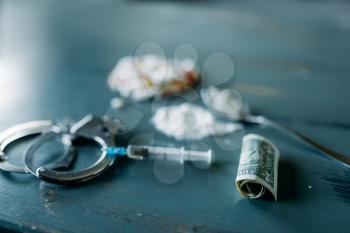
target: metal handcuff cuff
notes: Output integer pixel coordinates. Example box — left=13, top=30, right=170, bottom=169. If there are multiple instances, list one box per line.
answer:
left=0, top=115, right=120, bottom=184
left=0, top=120, right=74, bottom=173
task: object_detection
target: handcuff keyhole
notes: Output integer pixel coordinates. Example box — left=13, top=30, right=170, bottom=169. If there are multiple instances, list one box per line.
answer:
left=101, top=126, right=109, bottom=133
left=101, top=126, right=111, bottom=136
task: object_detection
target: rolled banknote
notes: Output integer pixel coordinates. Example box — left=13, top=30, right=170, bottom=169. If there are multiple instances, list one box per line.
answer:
left=235, top=134, right=280, bottom=201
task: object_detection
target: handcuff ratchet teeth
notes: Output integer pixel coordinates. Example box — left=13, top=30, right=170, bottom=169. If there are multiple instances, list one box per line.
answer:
left=24, top=114, right=120, bottom=185
left=0, top=120, right=75, bottom=173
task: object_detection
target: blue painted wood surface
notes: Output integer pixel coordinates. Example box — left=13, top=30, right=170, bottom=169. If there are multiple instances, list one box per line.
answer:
left=0, top=0, right=349, bottom=232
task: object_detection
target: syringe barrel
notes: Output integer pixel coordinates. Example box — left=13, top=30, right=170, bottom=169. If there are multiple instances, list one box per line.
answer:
left=127, top=145, right=184, bottom=162
left=148, top=146, right=185, bottom=162
left=127, top=145, right=212, bottom=164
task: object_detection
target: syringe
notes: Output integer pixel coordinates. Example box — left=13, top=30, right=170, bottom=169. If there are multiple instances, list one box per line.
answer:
left=106, top=145, right=213, bottom=164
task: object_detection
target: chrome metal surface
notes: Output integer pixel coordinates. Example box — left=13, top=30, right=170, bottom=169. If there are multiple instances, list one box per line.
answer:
left=0, top=121, right=74, bottom=173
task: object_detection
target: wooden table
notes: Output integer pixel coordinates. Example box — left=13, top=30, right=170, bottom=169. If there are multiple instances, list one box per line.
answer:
left=0, top=0, right=349, bottom=232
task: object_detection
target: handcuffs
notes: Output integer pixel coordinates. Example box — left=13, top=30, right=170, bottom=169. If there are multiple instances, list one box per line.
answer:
left=0, top=115, right=121, bottom=184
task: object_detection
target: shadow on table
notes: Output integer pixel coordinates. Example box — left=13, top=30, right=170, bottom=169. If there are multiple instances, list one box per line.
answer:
left=278, top=159, right=298, bottom=202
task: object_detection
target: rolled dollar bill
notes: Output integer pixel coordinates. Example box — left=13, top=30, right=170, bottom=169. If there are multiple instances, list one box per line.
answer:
left=235, top=134, right=280, bottom=201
